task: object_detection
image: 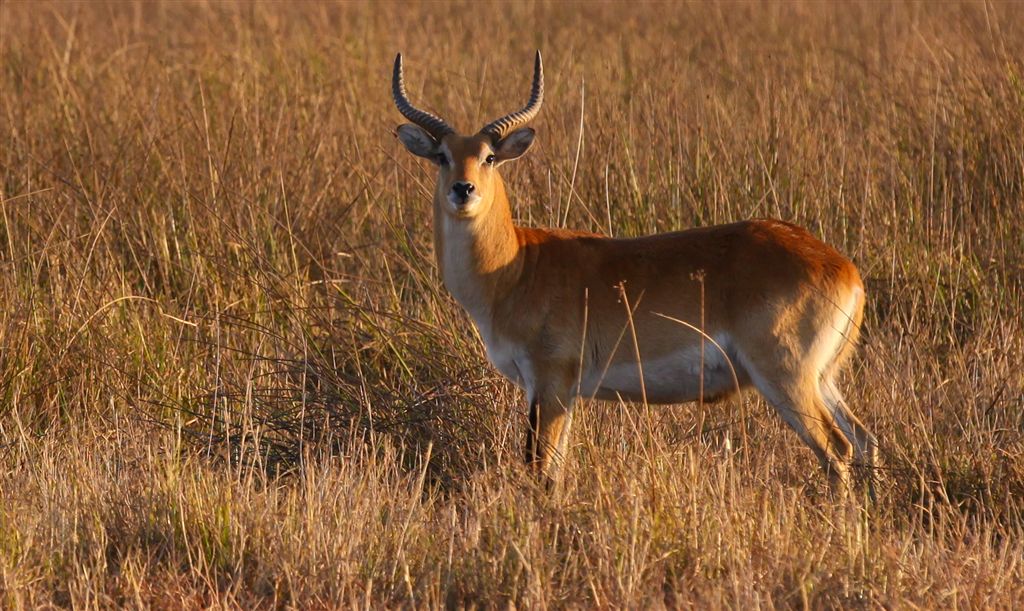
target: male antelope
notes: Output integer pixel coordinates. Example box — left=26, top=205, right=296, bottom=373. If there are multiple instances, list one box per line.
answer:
left=392, top=51, right=877, bottom=491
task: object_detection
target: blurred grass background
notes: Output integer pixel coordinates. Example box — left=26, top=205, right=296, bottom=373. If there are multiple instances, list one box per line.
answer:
left=1, top=0, right=1022, bottom=606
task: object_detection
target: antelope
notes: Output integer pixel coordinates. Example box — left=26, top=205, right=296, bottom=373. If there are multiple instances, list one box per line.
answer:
left=391, top=51, right=878, bottom=493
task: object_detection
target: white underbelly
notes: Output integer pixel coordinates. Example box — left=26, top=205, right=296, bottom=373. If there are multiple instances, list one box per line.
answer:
left=580, top=341, right=742, bottom=404
left=480, top=329, right=744, bottom=405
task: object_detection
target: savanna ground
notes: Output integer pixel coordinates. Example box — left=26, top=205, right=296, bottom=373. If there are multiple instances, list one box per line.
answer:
left=1, top=1, right=1023, bottom=607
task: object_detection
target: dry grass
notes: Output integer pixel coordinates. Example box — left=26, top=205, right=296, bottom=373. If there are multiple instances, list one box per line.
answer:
left=2, top=0, right=1023, bottom=607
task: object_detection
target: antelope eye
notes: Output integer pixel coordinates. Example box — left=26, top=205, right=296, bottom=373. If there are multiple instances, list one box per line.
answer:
left=485, top=154, right=496, bottom=165
left=437, top=154, right=448, bottom=166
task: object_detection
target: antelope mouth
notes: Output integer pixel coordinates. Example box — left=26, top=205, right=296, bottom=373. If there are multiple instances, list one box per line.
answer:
left=447, top=193, right=482, bottom=215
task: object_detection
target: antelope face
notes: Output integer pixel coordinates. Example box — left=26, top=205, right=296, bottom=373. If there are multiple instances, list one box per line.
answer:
left=438, top=135, right=492, bottom=215
left=392, top=51, right=543, bottom=219
left=398, top=130, right=535, bottom=218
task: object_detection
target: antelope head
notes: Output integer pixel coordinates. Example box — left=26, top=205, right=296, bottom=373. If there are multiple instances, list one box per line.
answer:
left=392, top=51, right=543, bottom=219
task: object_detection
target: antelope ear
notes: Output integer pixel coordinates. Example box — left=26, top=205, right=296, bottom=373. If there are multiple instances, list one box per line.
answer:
left=493, top=127, right=535, bottom=163
left=397, top=124, right=440, bottom=160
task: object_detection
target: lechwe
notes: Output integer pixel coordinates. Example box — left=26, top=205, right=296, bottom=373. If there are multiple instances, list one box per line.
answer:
left=391, top=51, right=877, bottom=494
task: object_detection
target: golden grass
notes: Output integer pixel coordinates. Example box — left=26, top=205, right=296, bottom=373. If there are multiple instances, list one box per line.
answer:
left=1, top=0, right=1023, bottom=607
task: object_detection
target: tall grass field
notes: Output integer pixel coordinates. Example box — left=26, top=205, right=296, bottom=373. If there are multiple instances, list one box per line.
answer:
left=1, top=1, right=1023, bottom=607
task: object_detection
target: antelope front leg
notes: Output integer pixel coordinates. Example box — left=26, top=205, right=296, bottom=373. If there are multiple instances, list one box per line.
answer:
left=524, top=390, right=574, bottom=484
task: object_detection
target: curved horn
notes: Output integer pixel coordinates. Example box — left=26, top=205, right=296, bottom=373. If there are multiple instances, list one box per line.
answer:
left=392, top=53, right=454, bottom=141
left=480, top=50, right=544, bottom=141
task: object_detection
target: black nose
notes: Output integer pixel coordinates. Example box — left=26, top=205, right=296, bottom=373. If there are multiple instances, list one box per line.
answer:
left=452, top=182, right=475, bottom=200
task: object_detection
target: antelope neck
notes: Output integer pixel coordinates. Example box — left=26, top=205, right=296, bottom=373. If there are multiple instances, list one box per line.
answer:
left=433, top=173, right=523, bottom=314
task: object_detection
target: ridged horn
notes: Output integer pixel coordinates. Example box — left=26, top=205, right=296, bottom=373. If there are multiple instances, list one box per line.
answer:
left=480, top=50, right=544, bottom=141
left=392, top=53, right=455, bottom=140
